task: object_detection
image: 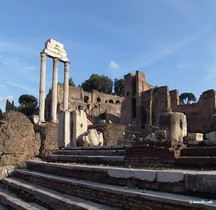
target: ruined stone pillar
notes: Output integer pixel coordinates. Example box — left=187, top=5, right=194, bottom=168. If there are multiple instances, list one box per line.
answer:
left=51, top=57, right=59, bottom=122
left=39, top=52, right=47, bottom=123
left=63, top=61, right=70, bottom=110
left=159, top=112, right=187, bottom=144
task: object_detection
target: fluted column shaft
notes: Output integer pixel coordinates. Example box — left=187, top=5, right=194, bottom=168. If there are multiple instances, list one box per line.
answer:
left=63, top=61, right=70, bottom=110
left=51, top=57, right=59, bottom=122
left=39, top=52, right=46, bottom=123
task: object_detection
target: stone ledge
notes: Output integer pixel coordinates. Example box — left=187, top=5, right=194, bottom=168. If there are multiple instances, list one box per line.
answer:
left=26, top=160, right=216, bottom=196
left=0, top=188, right=46, bottom=210
left=2, top=178, right=115, bottom=210
left=13, top=169, right=216, bottom=209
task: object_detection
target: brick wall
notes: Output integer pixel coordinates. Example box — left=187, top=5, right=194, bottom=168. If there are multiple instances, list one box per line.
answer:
left=171, top=89, right=216, bottom=133
left=124, top=146, right=175, bottom=168
left=45, top=84, right=124, bottom=122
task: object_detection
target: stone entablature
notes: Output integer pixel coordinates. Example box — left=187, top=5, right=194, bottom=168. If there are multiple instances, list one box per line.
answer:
left=43, top=39, right=68, bottom=62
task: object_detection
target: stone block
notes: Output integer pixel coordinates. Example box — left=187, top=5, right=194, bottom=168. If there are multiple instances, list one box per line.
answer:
left=44, top=49, right=68, bottom=62
left=29, top=115, right=39, bottom=124
left=46, top=39, right=64, bottom=49
left=0, top=166, right=15, bottom=179
left=77, top=129, right=104, bottom=146
left=187, top=133, right=203, bottom=141
left=159, top=112, right=187, bottom=144
left=206, top=132, right=216, bottom=140
left=72, top=110, right=88, bottom=147
left=155, top=130, right=167, bottom=140
left=58, top=110, right=71, bottom=148
left=108, top=168, right=156, bottom=182
left=185, top=171, right=216, bottom=194
left=144, top=133, right=158, bottom=142
left=156, top=170, right=184, bottom=183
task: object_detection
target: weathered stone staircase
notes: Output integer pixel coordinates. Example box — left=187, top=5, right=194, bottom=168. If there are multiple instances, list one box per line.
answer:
left=47, top=145, right=126, bottom=166
left=0, top=146, right=216, bottom=210
left=175, top=146, right=216, bottom=168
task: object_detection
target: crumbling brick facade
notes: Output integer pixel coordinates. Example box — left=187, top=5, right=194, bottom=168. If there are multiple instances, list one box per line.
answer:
left=171, top=89, right=216, bottom=133
left=46, top=85, right=124, bottom=123
left=120, top=71, right=154, bottom=128
left=121, top=71, right=216, bottom=133
left=46, top=71, right=215, bottom=134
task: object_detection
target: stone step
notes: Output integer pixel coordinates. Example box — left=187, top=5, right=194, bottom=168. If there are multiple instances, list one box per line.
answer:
left=54, top=149, right=125, bottom=156
left=1, top=177, right=115, bottom=210
left=11, top=168, right=216, bottom=210
left=175, top=156, right=216, bottom=168
left=25, top=160, right=216, bottom=198
left=0, top=187, right=48, bottom=210
left=180, top=147, right=216, bottom=157
left=63, top=145, right=129, bottom=150
left=47, top=154, right=125, bottom=165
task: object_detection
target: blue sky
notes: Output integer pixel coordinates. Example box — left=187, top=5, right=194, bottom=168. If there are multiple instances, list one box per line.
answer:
left=0, top=0, right=216, bottom=111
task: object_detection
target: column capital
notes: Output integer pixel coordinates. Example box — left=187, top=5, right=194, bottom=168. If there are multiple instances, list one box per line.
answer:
left=64, top=61, right=70, bottom=71
left=53, top=57, right=59, bottom=62
left=40, top=52, right=47, bottom=61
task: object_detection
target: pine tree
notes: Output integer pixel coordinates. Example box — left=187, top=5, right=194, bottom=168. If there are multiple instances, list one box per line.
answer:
left=5, top=99, right=15, bottom=111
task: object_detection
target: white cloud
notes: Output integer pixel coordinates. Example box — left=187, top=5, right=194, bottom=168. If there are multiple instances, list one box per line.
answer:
left=0, top=55, right=39, bottom=83
left=119, top=30, right=210, bottom=77
left=0, top=39, right=37, bottom=55
left=109, top=60, right=120, bottom=70
left=6, top=82, right=38, bottom=96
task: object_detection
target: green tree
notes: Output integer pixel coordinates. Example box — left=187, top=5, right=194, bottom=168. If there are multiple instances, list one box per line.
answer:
left=69, top=77, right=76, bottom=87
left=81, top=74, right=113, bottom=94
left=114, top=78, right=125, bottom=96
left=5, top=99, right=15, bottom=111
left=58, top=77, right=76, bottom=87
left=179, top=92, right=197, bottom=105
left=18, top=94, right=38, bottom=116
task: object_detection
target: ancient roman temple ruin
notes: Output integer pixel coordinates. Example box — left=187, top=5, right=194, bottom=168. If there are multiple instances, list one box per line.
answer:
left=39, top=39, right=70, bottom=123
left=37, top=38, right=216, bottom=149
left=1, top=38, right=216, bottom=209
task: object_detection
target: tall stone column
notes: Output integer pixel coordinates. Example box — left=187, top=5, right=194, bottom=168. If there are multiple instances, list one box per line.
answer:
left=63, top=61, right=70, bottom=110
left=51, top=57, right=59, bottom=122
left=39, top=52, right=47, bottom=123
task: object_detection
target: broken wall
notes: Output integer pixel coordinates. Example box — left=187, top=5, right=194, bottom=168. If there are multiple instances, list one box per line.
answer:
left=46, top=85, right=123, bottom=122
left=171, top=89, right=216, bottom=133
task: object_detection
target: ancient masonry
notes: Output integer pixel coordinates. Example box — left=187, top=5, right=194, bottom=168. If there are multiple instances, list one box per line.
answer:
left=41, top=39, right=215, bottom=140
left=45, top=85, right=124, bottom=124
left=120, top=71, right=216, bottom=133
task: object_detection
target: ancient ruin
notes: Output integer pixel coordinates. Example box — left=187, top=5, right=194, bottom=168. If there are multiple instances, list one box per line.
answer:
left=120, top=70, right=216, bottom=134
left=39, top=39, right=70, bottom=123
left=0, top=39, right=216, bottom=209
left=44, top=69, right=216, bottom=144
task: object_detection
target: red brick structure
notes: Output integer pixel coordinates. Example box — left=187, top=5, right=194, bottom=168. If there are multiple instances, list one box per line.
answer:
left=45, top=71, right=215, bottom=134
left=120, top=70, right=216, bottom=133
left=120, top=71, right=154, bottom=128
left=171, top=89, right=216, bottom=133
left=45, top=85, right=124, bottom=123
